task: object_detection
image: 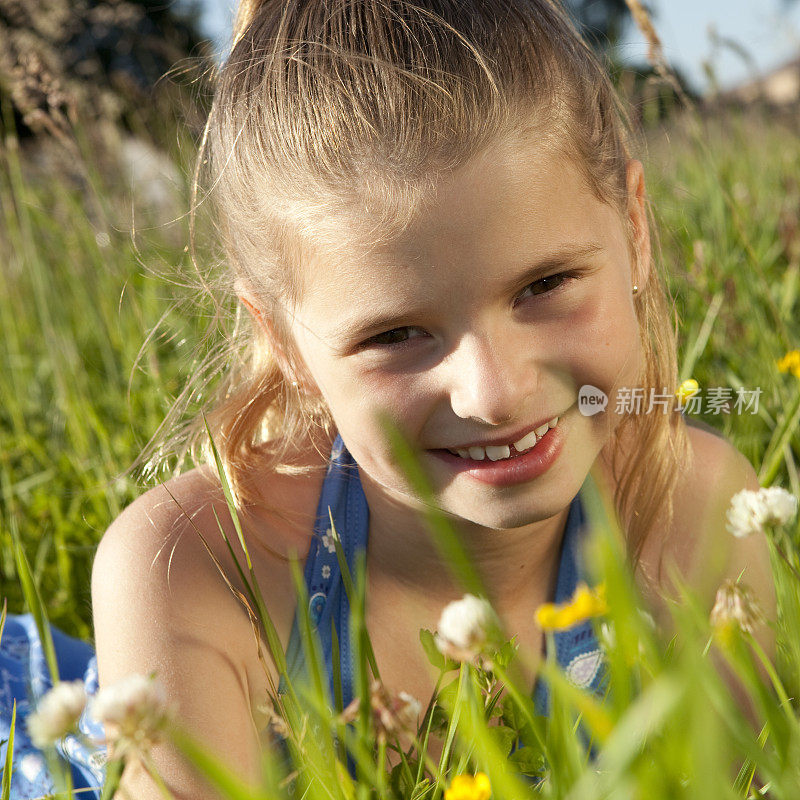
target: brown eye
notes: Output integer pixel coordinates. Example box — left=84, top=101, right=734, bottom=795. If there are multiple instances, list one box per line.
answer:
left=364, top=327, right=427, bottom=348
left=526, top=273, right=567, bottom=296
left=516, top=271, right=574, bottom=303
left=371, top=328, right=411, bottom=345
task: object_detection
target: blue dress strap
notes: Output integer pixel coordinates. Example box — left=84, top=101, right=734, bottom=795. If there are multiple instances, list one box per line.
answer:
left=278, top=434, right=369, bottom=710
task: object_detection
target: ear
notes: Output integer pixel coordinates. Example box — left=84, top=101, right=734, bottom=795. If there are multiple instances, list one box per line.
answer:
left=239, top=293, right=266, bottom=329
left=238, top=293, right=321, bottom=396
left=626, top=159, right=652, bottom=291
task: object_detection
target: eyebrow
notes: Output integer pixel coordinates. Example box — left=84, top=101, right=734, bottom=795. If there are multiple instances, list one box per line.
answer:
left=332, top=242, right=604, bottom=345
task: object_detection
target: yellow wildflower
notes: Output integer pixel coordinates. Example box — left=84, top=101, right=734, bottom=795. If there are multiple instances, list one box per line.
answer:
left=445, top=772, right=491, bottom=800
left=777, top=350, right=800, bottom=379
left=675, top=378, right=699, bottom=406
left=535, top=583, right=608, bottom=632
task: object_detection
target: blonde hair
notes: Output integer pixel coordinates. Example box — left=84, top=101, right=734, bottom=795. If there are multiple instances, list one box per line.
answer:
left=136, top=0, right=690, bottom=564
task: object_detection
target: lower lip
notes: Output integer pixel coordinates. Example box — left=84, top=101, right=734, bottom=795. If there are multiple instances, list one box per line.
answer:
left=429, top=424, right=564, bottom=488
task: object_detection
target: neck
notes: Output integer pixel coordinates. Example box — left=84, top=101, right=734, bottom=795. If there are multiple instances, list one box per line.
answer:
left=359, top=472, right=570, bottom=617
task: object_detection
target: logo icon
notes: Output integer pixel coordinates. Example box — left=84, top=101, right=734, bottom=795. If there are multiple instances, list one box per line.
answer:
left=579, top=385, right=608, bottom=416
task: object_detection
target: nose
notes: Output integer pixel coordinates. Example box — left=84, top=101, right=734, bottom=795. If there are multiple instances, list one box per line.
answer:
left=444, top=330, right=534, bottom=425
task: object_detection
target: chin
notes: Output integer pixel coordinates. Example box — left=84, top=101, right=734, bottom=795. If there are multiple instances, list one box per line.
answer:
left=438, top=490, right=574, bottom=532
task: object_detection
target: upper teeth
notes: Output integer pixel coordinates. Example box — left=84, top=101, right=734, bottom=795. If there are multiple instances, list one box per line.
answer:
left=451, top=417, right=559, bottom=461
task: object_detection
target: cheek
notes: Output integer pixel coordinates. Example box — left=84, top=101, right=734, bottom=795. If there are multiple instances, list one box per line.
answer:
left=346, top=369, right=436, bottom=432
left=321, top=368, right=438, bottom=488
left=558, top=291, right=643, bottom=388
left=292, top=312, right=432, bottom=433
left=302, top=350, right=436, bottom=444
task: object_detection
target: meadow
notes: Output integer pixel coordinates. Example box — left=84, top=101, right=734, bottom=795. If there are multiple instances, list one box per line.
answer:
left=2, top=63, right=800, bottom=798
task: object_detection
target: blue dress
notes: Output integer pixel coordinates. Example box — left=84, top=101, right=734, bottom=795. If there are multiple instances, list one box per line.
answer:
left=0, top=435, right=606, bottom=798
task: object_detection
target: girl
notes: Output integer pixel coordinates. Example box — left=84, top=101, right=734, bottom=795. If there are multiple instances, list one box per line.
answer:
left=2, top=1, right=776, bottom=798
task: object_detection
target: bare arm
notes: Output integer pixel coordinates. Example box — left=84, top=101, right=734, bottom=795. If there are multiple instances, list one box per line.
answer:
left=91, top=480, right=270, bottom=800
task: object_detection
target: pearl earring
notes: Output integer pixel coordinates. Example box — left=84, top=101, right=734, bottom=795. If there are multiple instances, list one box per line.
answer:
left=632, top=284, right=639, bottom=295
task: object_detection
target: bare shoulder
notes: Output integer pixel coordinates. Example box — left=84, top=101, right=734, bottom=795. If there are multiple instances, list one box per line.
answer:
left=639, top=422, right=775, bottom=636
left=92, top=465, right=250, bottom=636
left=94, top=465, right=239, bottom=580
left=92, top=461, right=311, bottom=679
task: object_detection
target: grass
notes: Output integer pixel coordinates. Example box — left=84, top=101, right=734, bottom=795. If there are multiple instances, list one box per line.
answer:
left=644, top=106, right=800, bottom=490
left=0, top=109, right=207, bottom=638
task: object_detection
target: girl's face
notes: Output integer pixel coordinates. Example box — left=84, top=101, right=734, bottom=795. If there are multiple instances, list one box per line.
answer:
left=287, top=138, right=648, bottom=529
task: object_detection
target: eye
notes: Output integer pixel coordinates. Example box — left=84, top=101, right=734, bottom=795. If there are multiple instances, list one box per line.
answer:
left=515, top=271, right=575, bottom=304
left=363, top=326, right=427, bottom=348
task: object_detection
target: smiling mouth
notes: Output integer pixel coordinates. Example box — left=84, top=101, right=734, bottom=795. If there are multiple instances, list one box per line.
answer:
left=442, top=416, right=560, bottom=462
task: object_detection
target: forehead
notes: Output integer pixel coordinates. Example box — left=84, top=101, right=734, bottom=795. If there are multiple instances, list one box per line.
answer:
left=297, top=137, right=624, bottom=313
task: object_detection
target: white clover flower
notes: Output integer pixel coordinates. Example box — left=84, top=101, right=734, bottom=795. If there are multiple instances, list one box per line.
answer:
left=726, top=487, right=798, bottom=538
left=434, top=594, right=498, bottom=662
left=26, top=680, right=87, bottom=748
left=760, top=487, right=798, bottom=527
left=726, top=489, right=769, bottom=538
left=394, top=691, right=422, bottom=731
left=91, top=674, right=172, bottom=750
left=710, top=579, right=763, bottom=635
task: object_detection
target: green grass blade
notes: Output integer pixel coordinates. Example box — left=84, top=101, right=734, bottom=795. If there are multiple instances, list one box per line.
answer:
left=759, top=382, right=800, bottom=485
left=733, top=724, right=769, bottom=797
left=197, top=422, right=299, bottom=708
left=430, top=665, right=467, bottom=800
left=565, top=676, right=685, bottom=800
left=99, top=757, right=125, bottom=800
left=1, top=700, right=15, bottom=800
left=680, top=290, right=724, bottom=380
left=489, top=663, right=547, bottom=754
left=330, top=615, right=344, bottom=716
left=169, top=724, right=274, bottom=800
left=287, top=557, right=329, bottom=710
left=0, top=598, right=6, bottom=646
left=10, top=518, right=60, bottom=684
left=201, top=414, right=251, bottom=570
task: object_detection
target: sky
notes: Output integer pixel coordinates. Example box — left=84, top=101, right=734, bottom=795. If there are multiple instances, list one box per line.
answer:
left=195, top=0, right=800, bottom=95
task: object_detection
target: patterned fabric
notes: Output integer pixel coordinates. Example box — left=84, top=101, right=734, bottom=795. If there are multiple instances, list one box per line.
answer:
left=0, top=615, right=105, bottom=799
left=0, top=435, right=606, bottom=797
